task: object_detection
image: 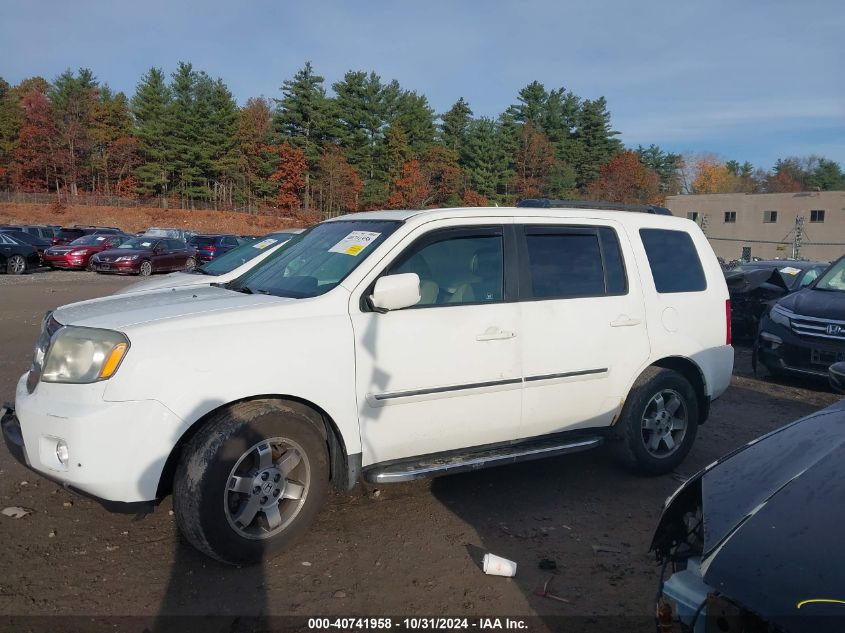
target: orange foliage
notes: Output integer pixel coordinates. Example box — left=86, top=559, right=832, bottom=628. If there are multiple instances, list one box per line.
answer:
left=514, top=122, right=557, bottom=198
left=315, top=147, right=363, bottom=215
left=462, top=189, right=489, bottom=207
left=387, top=159, right=430, bottom=209
left=585, top=151, right=662, bottom=204
left=690, top=157, right=746, bottom=194
left=270, top=142, right=307, bottom=211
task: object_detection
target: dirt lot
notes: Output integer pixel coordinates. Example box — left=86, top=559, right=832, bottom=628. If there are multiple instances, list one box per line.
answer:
left=0, top=270, right=840, bottom=631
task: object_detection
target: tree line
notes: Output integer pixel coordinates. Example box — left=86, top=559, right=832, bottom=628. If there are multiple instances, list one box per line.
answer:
left=0, top=62, right=842, bottom=217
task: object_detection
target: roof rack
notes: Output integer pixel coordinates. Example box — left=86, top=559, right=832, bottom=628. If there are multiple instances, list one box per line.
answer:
left=515, top=198, right=673, bottom=216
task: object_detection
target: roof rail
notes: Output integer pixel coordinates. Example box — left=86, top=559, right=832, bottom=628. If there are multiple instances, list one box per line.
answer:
left=516, top=198, right=673, bottom=216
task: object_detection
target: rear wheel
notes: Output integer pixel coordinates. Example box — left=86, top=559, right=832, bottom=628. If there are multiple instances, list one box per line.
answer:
left=7, top=255, right=26, bottom=275
left=173, top=400, right=329, bottom=565
left=185, top=257, right=197, bottom=271
left=611, top=367, right=698, bottom=475
left=139, top=260, right=152, bottom=276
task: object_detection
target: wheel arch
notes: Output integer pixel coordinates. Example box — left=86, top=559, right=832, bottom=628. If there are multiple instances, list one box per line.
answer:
left=156, top=394, right=356, bottom=499
left=649, top=356, right=710, bottom=425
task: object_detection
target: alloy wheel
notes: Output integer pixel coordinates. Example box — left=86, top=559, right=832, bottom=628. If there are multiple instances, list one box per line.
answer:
left=641, top=389, right=687, bottom=458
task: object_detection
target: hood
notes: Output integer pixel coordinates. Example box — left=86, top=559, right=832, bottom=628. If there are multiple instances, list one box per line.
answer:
left=654, top=399, right=845, bottom=630
left=778, top=287, right=845, bottom=320
left=725, top=267, right=789, bottom=295
left=46, top=246, right=75, bottom=255
left=95, top=248, right=151, bottom=261
left=52, top=284, right=282, bottom=330
left=113, top=271, right=210, bottom=295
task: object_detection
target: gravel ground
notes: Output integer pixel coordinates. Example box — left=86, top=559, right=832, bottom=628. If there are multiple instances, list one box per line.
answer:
left=0, top=270, right=839, bottom=630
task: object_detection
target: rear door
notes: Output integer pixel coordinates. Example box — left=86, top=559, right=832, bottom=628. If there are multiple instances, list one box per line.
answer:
left=516, top=219, right=651, bottom=438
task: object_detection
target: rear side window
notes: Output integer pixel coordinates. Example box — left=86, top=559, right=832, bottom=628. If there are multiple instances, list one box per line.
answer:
left=639, top=228, right=706, bottom=293
left=524, top=226, right=628, bottom=299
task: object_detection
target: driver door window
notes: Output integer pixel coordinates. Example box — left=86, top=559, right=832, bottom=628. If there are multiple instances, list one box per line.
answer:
left=388, top=231, right=504, bottom=307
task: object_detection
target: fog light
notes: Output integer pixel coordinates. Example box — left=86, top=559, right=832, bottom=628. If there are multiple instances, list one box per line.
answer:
left=56, top=440, right=69, bottom=466
left=760, top=332, right=782, bottom=348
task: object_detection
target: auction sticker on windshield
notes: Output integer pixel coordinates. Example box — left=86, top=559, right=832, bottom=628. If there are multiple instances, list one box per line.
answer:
left=780, top=266, right=801, bottom=275
left=328, top=231, right=381, bottom=256
left=252, top=238, right=278, bottom=250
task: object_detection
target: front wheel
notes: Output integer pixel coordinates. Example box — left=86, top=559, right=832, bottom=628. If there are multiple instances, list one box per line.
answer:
left=173, top=399, right=329, bottom=565
left=611, top=367, right=698, bottom=476
left=7, top=254, right=26, bottom=275
left=139, top=260, right=153, bottom=276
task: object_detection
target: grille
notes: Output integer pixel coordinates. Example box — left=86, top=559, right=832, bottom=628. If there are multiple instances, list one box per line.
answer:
left=790, top=314, right=845, bottom=341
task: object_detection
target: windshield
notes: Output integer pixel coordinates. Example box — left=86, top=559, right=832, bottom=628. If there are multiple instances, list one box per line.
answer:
left=229, top=220, right=400, bottom=298
left=70, top=235, right=112, bottom=246
left=118, top=237, right=156, bottom=250
left=196, top=233, right=296, bottom=276
left=813, top=258, right=845, bottom=291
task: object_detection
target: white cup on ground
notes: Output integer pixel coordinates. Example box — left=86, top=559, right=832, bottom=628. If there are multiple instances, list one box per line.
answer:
left=483, top=553, right=517, bottom=577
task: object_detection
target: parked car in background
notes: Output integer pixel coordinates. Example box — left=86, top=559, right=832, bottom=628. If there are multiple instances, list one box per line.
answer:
left=43, top=233, right=130, bottom=270
left=0, top=224, right=59, bottom=240
left=143, top=227, right=195, bottom=242
left=51, top=226, right=122, bottom=246
left=90, top=237, right=196, bottom=276
left=3, top=205, right=732, bottom=564
left=0, top=228, right=52, bottom=259
left=0, top=232, right=41, bottom=274
left=188, top=233, right=241, bottom=262
left=756, top=254, right=845, bottom=378
left=114, top=230, right=303, bottom=295
left=724, top=259, right=828, bottom=340
left=653, top=375, right=845, bottom=633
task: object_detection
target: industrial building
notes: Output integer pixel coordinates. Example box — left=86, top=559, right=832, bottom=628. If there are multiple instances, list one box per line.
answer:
left=664, top=191, right=845, bottom=262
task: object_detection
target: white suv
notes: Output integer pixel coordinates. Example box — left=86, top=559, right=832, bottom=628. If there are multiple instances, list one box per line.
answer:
left=2, top=205, right=733, bottom=564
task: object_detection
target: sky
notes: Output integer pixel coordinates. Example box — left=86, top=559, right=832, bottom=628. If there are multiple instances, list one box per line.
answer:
left=2, top=0, right=843, bottom=169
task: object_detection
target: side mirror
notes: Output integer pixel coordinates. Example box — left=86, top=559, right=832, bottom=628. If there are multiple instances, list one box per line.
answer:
left=829, top=362, right=845, bottom=393
left=370, top=273, right=421, bottom=311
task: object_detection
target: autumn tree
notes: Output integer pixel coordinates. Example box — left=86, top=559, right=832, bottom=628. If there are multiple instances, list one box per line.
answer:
left=585, top=150, right=661, bottom=204
left=11, top=89, right=58, bottom=190
left=314, top=146, right=363, bottom=217
left=236, top=97, right=277, bottom=210
left=90, top=88, right=137, bottom=195
left=514, top=122, right=557, bottom=198
left=387, top=159, right=430, bottom=209
left=271, top=142, right=307, bottom=210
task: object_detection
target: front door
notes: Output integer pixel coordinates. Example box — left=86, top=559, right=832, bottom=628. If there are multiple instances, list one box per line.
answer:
left=351, top=223, right=523, bottom=466
left=516, top=219, right=651, bottom=439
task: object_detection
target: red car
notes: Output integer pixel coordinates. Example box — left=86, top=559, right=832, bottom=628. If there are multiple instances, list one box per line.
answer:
left=43, top=234, right=130, bottom=270
left=51, top=226, right=123, bottom=246
left=89, top=237, right=197, bottom=276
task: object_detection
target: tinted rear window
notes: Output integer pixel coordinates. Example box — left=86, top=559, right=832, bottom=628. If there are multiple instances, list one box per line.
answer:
left=191, top=237, right=218, bottom=246
left=639, top=228, right=706, bottom=293
left=58, top=229, right=85, bottom=239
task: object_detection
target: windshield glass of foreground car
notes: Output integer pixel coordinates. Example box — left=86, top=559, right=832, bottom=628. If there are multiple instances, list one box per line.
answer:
left=196, top=233, right=297, bottom=276
left=117, top=238, right=156, bottom=250
left=229, top=220, right=400, bottom=298
left=813, top=258, right=845, bottom=291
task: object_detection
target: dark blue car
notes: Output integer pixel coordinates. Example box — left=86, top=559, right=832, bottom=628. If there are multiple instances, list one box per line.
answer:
left=187, top=234, right=241, bottom=263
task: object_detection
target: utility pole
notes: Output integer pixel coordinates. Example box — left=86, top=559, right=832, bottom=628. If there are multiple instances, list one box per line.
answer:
left=792, top=216, right=804, bottom=259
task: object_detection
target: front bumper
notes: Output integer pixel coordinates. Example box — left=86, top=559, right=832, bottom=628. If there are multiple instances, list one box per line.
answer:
left=7, top=373, right=185, bottom=508
left=91, top=259, right=140, bottom=274
left=757, top=316, right=845, bottom=378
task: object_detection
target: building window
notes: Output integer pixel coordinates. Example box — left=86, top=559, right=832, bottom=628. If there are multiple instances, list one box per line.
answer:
left=724, top=211, right=736, bottom=223
left=810, top=209, right=825, bottom=223
left=687, top=212, right=699, bottom=221
left=763, top=210, right=778, bottom=223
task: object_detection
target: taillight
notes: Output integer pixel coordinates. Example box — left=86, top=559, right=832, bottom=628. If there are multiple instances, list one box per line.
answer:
left=725, top=299, right=732, bottom=345
left=207, top=245, right=217, bottom=251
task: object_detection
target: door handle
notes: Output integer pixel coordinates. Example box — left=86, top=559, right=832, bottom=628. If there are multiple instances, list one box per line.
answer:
left=610, top=315, right=641, bottom=327
left=476, top=326, right=516, bottom=341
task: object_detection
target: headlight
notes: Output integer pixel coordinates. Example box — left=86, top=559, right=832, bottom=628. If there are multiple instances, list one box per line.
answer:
left=116, top=255, right=139, bottom=262
left=69, top=249, right=89, bottom=256
left=769, top=304, right=792, bottom=328
left=41, top=327, right=129, bottom=384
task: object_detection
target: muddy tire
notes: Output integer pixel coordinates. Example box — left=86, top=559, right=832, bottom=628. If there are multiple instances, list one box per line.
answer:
left=611, top=367, right=698, bottom=476
left=173, top=399, right=329, bottom=565
left=185, top=257, right=197, bottom=271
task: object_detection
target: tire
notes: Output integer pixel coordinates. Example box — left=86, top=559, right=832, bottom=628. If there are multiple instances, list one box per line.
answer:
left=185, top=257, right=197, bottom=271
left=611, top=367, right=698, bottom=476
left=173, top=399, right=329, bottom=565
left=139, top=260, right=153, bottom=276
left=7, top=254, right=26, bottom=275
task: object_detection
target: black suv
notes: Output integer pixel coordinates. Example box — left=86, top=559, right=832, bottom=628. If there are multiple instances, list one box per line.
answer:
left=756, top=255, right=845, bottom=378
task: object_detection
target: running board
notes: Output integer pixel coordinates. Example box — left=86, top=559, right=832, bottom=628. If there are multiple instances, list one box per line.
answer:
left=363, top=436, right=604, bottom=484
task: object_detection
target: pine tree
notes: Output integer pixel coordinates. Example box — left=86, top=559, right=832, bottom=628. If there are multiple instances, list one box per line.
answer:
left=390, top=90, right=435, bottom=156
left=50, top=68, right=99, bottom=195
left=440, top=97, right=473, bottom=153
left=570, top=97, right=622, bottom=189
left=460, top=118, right=502, bottom=199
left=236, top=97, right=277, bottom=209
left=0, top=78, right=22, bottom=187
left=132, top=68, right=171, bottom=199
left=166, top=62, right=204, bottom=206
left=274, top=62, right=332, bottom=208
